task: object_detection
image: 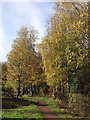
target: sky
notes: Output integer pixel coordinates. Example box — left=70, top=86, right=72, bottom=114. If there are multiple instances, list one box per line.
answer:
left=0, top=1, right=55, bottom=62
left=0, top=0, right=89, bottom=62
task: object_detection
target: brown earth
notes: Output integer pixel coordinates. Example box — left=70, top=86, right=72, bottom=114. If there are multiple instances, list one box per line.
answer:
left=36, top=99, right=61, bottom=120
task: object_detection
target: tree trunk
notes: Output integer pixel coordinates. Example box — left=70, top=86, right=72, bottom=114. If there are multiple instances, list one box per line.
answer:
left=36, top=87, right=38, bottom=93
left=30, top=83, right=33, bottom=96
left=69, top=84, right=70, bottom=93
left=61, top=82, right=63, bottom=93
left=53, top=87, right=56, bottom=99
left=17, top=78, right=20, bottom=98
left=22, top=86, right=25, bottom=95
left=26, top=87, right=28, bottom=94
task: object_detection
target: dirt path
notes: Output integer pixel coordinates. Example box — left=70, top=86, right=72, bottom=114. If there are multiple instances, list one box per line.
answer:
left=36, top=99, right=61, bottom=120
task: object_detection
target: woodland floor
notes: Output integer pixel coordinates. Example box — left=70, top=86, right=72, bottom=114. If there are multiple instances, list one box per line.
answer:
left=2, top=96, right=89, bottom=120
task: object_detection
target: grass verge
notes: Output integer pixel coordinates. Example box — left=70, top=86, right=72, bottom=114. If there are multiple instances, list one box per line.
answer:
left=34, top=96, right=81, bottom=119
left=2, top=95, right=43, bottom=119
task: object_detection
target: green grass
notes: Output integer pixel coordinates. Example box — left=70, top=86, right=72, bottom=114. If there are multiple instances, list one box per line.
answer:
left=2, top=105, right=43, bottom=119
left=2, top=95, right=43, bottom=119
left=22, top=95, right=37, bottom=102
left=2, top=95, right=82, bottom=119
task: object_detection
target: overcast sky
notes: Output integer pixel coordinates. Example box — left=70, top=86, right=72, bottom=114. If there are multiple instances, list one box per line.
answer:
left=0, top=2, right=55, bottom=62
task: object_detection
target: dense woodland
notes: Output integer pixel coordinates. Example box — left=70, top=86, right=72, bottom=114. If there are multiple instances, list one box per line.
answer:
left=1, top=2, right=89, bottom=104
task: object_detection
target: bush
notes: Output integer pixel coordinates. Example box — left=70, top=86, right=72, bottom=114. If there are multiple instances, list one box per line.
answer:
left=68, top=93, right=90, bottom=117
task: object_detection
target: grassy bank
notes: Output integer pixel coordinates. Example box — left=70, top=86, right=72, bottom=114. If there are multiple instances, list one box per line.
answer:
left=2, top=95, right=88, bottom=119
left=2, top=95, right=43, bottom=119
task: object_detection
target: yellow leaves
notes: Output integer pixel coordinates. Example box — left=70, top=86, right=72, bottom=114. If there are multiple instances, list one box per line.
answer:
left=57, top=31, right=59, bottom=35
left=76, top=42, right=80, bottom=47
left=5, top=26, right=42, bottom=91
left=56, top=39, right=58, bottom=43
left=80, top=14, right=83, bottom=18
left=50, top=40, right=52, bottom=43
left=73, top=25, right=76, bottom=28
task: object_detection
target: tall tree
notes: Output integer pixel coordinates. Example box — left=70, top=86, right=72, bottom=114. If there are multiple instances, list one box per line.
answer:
left=7, top=26, right=40, bottom=98
left=41, top=2, right=89, bottom=99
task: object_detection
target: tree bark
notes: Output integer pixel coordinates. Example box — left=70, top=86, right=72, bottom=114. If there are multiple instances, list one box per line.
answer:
left=69, top=84, right=70, bottom=93
left=53, top=87, right=56, bottom=99
left=61, top=82, right=63, bottom=93
left=17, top=77, right=20, bottom=98
left=30, top=83, right=33, bottom=96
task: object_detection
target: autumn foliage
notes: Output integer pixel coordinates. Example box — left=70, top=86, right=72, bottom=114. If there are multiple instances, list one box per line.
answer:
left=2, top=2, right=89, bottom=99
